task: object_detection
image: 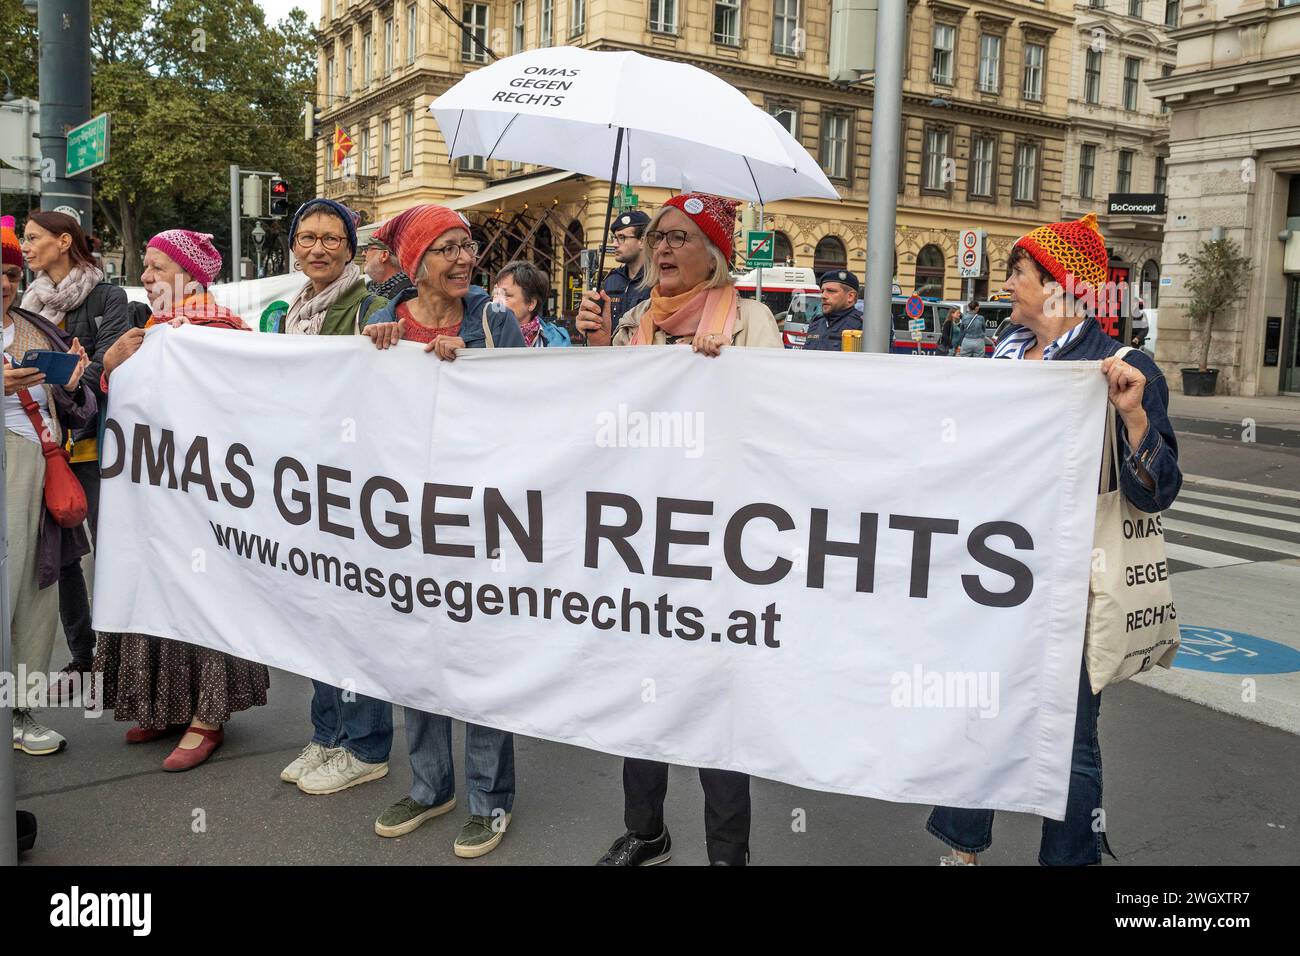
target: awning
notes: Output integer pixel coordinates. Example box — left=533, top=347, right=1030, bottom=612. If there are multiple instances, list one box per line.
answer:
left=444, top=169, right=580, bottom=211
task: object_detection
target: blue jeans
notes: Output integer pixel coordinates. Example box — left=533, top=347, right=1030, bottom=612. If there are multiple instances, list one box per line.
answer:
left=309, top=680, right=393, bottom=764
left=926, top=656, right=1115, bottom=866
left=404, top=708, right=515, bottom=817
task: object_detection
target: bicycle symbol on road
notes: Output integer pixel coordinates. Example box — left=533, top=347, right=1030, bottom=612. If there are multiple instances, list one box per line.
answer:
left=1177, top=628, right=1259, bottom=664
left=1174, top=625, right=1300, bottom=674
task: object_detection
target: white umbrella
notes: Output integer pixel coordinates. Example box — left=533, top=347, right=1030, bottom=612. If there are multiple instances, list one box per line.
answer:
left=429, top=46, right=840, bottom=205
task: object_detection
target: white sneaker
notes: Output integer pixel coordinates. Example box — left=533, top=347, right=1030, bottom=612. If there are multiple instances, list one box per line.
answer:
left=296, top=747, right=388, bottom=795
left=12, top=711, right=67, bottom=755
left=280, top=742, right=333, bottom=784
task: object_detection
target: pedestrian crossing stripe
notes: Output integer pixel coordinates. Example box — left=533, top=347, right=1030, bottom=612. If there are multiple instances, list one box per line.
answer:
left=1160, top=480, right=1300, bottom=572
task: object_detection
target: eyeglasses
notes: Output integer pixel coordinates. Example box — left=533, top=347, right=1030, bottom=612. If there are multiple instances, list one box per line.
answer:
left=612, top=231, right=641, bottom=243
left=294, top=233, right=347, bottom=251
left=427, top=240, right=480, bottom=261
left=645, top=230, right=692, bottom=250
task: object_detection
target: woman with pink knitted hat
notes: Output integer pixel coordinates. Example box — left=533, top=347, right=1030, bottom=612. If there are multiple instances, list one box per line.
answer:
left=576, top=193, right=780, bottom=867
left=94, top=229, right=270, bottom=774
left=3, top=215, right=95, bottom=756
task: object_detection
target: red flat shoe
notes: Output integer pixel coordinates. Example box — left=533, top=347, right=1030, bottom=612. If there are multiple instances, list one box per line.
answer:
left=162, top=726, right=224, bottom=772
left=125, top=723, right=185, bottom=744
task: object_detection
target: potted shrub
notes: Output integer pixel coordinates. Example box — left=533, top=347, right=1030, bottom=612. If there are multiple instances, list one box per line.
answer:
left=1176, top=237, right=1253, bottom=396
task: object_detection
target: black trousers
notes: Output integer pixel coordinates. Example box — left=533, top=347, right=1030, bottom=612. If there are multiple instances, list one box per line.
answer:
left=623, top=757, right=751, bottom=864
left=58, top=460, right=100, bottom=667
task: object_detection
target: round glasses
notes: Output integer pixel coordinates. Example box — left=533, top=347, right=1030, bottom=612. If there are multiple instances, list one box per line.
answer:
left=645, top=230, right=692, bottom=250
left=427, top=240, right=481, bottom=261
left=294, top=233, right=347, bottom=251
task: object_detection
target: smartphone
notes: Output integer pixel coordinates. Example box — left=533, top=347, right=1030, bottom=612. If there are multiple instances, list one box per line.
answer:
left=15, top=350, right=79, bottom=386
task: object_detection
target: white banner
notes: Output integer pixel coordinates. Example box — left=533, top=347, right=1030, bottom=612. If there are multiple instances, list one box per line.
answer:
left=93, top=326, right=1107, bottom=818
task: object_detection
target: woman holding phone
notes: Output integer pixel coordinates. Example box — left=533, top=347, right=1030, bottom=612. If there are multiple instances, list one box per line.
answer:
left=1, top=216, right=94, bottom=755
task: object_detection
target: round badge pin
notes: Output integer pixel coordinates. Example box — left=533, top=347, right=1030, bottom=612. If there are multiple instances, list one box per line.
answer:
left=683, top=197, right=705, bottom=215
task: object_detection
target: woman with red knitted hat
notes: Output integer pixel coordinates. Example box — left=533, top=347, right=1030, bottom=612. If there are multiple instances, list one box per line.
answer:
left=93, top=229, right=270, bottom=773
left=576, top=193, right=780, bottom=867
left=928, top=213, right=1182, bottom=866
left=2, top=215, right=95, bottom=756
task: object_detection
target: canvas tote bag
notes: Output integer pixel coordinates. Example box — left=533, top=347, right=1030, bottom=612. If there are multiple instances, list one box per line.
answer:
left=1084, top=360, right=1180, bottom=693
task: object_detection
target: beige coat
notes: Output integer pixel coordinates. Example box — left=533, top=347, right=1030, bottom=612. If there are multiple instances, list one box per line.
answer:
left=611, top=291, right=783, bottom=349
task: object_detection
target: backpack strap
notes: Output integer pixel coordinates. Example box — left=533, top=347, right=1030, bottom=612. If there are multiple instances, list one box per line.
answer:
left=353, top=293, right=379, bottom=335
left=481, top=304, right=495, bottom=349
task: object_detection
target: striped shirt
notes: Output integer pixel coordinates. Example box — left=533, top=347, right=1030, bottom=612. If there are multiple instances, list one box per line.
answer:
left=993, top=320, right=1087, bottom=361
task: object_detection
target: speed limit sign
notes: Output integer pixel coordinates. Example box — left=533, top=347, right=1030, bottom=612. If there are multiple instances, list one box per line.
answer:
left=958, top=228, right=985, bottom=279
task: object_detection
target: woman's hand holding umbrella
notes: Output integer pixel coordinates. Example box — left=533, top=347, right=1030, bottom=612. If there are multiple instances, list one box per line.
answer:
left=576, top=290, right=612, bottom=346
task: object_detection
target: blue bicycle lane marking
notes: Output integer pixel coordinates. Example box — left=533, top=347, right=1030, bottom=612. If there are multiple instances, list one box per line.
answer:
left=1173, top=625, right=1300, bottom=675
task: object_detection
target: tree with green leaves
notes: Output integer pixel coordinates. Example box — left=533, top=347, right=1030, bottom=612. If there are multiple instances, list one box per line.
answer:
left=1176, top=237, right=1254, bottom=374
left=2, top=0, right=316, bottom=282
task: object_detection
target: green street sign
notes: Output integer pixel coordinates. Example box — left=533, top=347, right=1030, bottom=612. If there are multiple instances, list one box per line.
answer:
left=66, top=113, right=110, bottom=177
left=613, top=185, right=639, bottom=211
left=746, top=230, right=774, bottom=266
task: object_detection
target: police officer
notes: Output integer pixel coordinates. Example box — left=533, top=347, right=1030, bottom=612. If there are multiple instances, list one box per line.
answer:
left=805, top=270, right=863, bottom=351
left=604, top=210, right=651, bottom=330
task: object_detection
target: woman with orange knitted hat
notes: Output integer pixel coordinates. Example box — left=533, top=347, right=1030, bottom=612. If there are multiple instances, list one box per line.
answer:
left=928, top=212, right=1182, bottom=866
left=575, top=194, right=780, bottom=867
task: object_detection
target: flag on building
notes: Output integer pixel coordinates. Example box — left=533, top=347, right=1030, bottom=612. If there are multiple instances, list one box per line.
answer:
left=332, top=125, right=354, bottom=168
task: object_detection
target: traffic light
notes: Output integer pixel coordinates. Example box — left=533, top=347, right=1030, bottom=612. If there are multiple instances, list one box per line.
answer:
left=270, top=177, right=289, bottom=218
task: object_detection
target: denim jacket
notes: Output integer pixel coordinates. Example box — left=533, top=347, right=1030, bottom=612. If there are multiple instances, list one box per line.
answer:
left=1014, top=316, right=1181, bottom=514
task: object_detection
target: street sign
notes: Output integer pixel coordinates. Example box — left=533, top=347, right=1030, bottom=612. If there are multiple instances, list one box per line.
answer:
left=909, top=316, right=925, bottom=342
left=746, top=231, right=775, bottom=266
left=905, top=294, right=924, bottom=319
left=1108, top=193, right=1166, bottom=216
left=613, top=185, right=640, bottom=211
left=957, top=228, right=984, bottom=279
left=66, top=113, right=110, bottom=177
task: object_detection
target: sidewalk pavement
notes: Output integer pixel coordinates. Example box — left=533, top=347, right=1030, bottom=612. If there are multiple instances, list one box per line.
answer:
left=1169, top=391, right=1300, bottom=429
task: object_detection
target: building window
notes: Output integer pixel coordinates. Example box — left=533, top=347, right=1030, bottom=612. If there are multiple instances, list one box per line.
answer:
left=771, top=104, right=798, bottom=138
left=1117, top=149, right=1134, bottom=193
left=1160, top=63, right=1173, bottom=112
left=650, top=0, right=677, bottom=33
left=1078, top=143, right=1096, bottom=199
left=360, top=125, right=371, bottom=176
left=384, top=18, right=394, bottom=75
left=540, top=0, right=553, bottom=46
left=1123, top=57, right=1141, bottom=111
left=326, top=56, right=337, bottom=98
left=407, top=4, right=418, bottom=63
left=931, top=23, right=954, bottom=85
left=343, top=44, right=353, bottom=97
left=570, top=0, right=586, bottom=36
left=1013, top=140, right=1039, bottom=203
left=821, top=111, right=849, bottom=180
left=914, top=244, right=945, bottom=298
left=458, top=155, right=487, bottom=173
left=977, top=34, right=1002, bottom=94
left=513, top=1, right=525, bottom=54
left=1089, top=0, right=1102, bottom=7
left=1164, top=0, right=1180, bottom=28
left=714, top=0, right=741, bottom=46
left=1084, top=49, right=1102, bottom=104
left=362, top=33, right=372, bottom=88
left=969, top=133, right=996, bottom=198
left=1022, top=42, right=1044, bottom=101
left=381, top=118, right=391, bottom=176
left=922, top=125, right=951, bottom=193
left=813, top=235, right=847, bottom=275
left=774, top=0, right=800, bottom=56
left=1129, top=0, right=1142, bottom=16
left=463, top=3, right=489, bottom=63
left=1155, top=155, right=1167, bottom=194
left=403, top=108, right=414, bottom=173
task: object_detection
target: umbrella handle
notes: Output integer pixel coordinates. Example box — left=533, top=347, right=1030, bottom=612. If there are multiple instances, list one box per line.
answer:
left=580, top=126, right=626, bottom=347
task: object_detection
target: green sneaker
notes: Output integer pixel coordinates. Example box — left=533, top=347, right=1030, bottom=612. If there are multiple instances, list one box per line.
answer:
left=374, top=795, right=457, bottom=838
left=453, top=813, right=510, bottom=859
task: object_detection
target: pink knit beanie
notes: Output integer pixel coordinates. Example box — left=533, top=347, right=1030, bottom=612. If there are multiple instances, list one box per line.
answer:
left=147, top=229, right=223, bottom=287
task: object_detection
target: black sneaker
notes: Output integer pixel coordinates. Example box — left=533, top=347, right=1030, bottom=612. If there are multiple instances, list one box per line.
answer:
left=596, top=828, right=671, bottom=866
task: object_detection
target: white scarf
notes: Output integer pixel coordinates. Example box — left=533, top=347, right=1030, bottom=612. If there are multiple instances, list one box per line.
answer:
left=21, top=264, right=105, bottom=327
left=284, top=264, right=363, bottom=336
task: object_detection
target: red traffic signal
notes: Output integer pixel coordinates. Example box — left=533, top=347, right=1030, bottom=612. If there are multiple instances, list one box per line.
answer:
left=269, top=177, right=289, bottom=218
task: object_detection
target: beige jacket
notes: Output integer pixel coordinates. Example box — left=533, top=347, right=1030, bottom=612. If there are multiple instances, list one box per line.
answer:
left=611, top=293, right=783, bottom=349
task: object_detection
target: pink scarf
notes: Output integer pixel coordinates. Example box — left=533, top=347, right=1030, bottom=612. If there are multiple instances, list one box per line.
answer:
left=632, top=282, right=739, bottom=347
